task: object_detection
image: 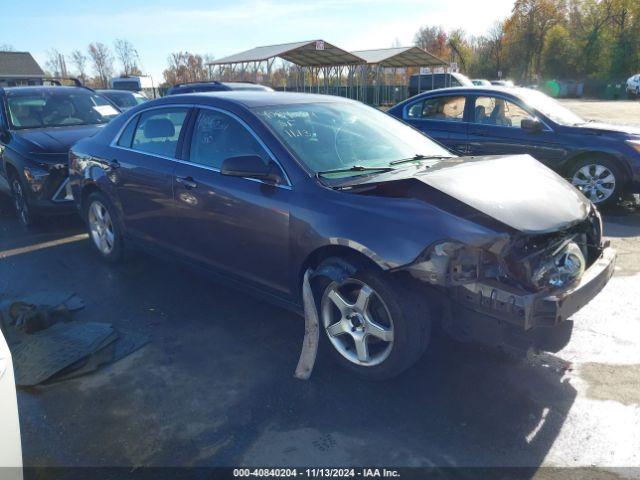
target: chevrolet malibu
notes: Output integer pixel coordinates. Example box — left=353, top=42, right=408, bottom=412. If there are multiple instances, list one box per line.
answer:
left=69, top=92, right=615, bottom=380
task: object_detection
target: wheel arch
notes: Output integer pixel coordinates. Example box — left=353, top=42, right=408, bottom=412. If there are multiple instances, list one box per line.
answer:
left=79, top=182, right=103, bottom=215
left=4, top=161, right=18, bottom=180
left=563, top=150, right=632, bottom=184
left=296, top=245, right=386, bottom=301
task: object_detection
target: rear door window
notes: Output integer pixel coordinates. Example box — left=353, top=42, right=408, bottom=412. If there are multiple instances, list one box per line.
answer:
left=407, top=96, right=466, bottom=122
left=131, top=107, right=189, bottom=157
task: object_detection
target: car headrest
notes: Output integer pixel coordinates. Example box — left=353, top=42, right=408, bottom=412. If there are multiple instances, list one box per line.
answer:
left=144, top=118, right=175, bottom=139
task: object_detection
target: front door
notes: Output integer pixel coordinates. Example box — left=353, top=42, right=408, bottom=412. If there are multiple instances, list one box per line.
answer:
left=403, top=94, right=469, bottom=154
left=172, top=108, right=292, bottom=296
left=111, top=106, right=191, bottom=246
left=466, top=95, right=568, bottom=166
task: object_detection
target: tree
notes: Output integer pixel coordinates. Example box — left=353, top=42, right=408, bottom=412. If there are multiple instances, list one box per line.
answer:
left=88, top=42, right=113, bottom=88
left=0, top=44, right=14, bottom=51
left=413, top=25, right=450, bottom=59
left=45, top=49, right=68, bottom=77
left=541, top=24, right=577, bottom=77
left=114, top=39, right=140, bottom=77
left=70, top=50, right=88, bottom=83
left=162, top=51, right=209, bottom=86
left=447, top=29, right=472, bottom=72
left=503, top=0, right=567, bottom=81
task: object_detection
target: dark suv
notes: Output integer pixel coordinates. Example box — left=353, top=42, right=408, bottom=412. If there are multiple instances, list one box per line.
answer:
left=165, top=81, right=273, bottom=96
left=0, top=86, right=120, bottom=226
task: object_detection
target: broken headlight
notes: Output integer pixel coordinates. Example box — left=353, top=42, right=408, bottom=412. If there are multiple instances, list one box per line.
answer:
left=530, top=240, right=586, bottom=290
left=405, top=241, right=486, bottom=286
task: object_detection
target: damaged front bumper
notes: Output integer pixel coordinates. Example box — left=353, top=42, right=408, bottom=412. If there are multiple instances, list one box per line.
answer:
left=443, top=246, right=616, bottom=353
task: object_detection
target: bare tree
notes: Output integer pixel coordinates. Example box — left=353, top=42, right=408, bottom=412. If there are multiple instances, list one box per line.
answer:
left=114, top=39, right=139, bottom=77
left=70, top=50, right=88, bottom=83
left=0, top=44, right=14, bottom=51
left=45, top=49, right=68, bottom=77
left=88, top=42, right=113, bottom=88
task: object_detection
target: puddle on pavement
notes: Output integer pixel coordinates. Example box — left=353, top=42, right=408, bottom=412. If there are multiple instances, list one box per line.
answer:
left=579, top=363, right=640, bottom=406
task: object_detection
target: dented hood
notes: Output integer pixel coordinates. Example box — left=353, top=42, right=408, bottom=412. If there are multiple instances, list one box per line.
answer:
left=352, top=155, right=590, bottom=234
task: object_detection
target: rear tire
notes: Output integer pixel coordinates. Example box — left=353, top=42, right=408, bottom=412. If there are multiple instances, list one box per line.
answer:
left=568, top=156, right=626, bottom=208
left=83, top=191, right=124, bottom=263
left=313, top=259, right=430, bottom=380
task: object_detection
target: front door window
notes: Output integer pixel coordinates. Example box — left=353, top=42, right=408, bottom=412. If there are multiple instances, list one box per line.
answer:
left=473, top=96, right=536, bottom=128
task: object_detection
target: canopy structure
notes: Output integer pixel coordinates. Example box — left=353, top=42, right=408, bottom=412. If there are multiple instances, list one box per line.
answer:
left=350, top=47, right=450, bottom=105
left=351, top=46, right=447, bottom=68
left=210, top=40, right=364, bottom=67
left=207, top=40, right=451, bottom=105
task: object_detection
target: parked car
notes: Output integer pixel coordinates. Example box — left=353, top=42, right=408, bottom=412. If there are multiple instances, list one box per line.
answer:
left=69, top=92, right=615, bottom=379
left=626, top=74, right=640, bottom=97
left=388, top=86, right=640, bottom=206
left=0, top=86, right=120, bottom=226
left=491, top=80, right=515, bottom=87
left=408, top=73, right=473, bottom=96
left=97, top=89, right=149, bottom=111
left=166, top=81, right=274, bottom=96
left=472, top=79, right=492, bottom=86
left=0, top=328, right=22, bottom=471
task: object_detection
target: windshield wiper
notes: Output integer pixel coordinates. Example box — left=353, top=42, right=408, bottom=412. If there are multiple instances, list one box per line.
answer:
left=389, top=154, right=449, bottom=166
left=316, top=165, right=395, bottom=178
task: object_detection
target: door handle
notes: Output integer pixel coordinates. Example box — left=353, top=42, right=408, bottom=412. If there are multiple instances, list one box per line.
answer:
left=176, top=176, right=198, bottom=190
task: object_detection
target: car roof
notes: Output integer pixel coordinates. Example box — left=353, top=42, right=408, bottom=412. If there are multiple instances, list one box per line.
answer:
left=2, top=85, right=94, bottom=95
left=155, top=91, right=354, bottom=108
left=97, top=89, right=137, bottom=95
left=411, top=85, right=520, bottom=96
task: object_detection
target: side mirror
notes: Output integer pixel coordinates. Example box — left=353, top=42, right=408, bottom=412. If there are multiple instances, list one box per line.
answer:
left=220, top=155, right=283, bottom=185
left=521, top=118, right=544, bottom=133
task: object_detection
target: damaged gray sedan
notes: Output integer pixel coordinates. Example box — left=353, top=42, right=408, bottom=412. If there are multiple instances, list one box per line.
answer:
left=69, top=92, right=616, bottom=380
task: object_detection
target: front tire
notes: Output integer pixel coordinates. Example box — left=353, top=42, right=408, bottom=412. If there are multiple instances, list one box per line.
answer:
left=314, top=262, right=430, bottom=380
left=10, top=176, right=35, bottom=228
left=568, top=156, right=626, bottom=208
left=84, top=191, right=124, bottom=263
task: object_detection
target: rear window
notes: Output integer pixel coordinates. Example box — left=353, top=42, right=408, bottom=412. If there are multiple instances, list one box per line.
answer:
left=6, top=90, right=119, bottom=129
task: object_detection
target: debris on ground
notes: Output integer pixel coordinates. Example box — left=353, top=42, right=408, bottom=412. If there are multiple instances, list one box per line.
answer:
left=0, top=292, right=148, bottom=387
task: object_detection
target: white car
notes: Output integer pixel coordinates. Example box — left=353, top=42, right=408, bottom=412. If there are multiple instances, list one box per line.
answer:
left=0, top=330, right=22, bottom=477
left=626, top=74, right=640, bottom=96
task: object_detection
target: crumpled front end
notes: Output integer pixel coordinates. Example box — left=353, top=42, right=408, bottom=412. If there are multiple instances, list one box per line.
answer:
left=400, top=206, right=616, bottom=353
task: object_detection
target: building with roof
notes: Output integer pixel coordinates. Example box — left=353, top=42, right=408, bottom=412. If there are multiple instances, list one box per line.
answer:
left=0, top=51, right=45, bottom=87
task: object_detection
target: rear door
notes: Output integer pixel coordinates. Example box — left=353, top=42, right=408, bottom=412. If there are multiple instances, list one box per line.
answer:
left=111, top=105, right=192, bottom=246
left=402, top=94, right=469, bottom=153
left=466, top=95, right=568, bottom=165
left=171, top=107, right=293, bottom=296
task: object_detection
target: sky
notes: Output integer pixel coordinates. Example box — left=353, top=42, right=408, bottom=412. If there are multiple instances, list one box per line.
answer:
left=2, top=0, right=515, bottom=82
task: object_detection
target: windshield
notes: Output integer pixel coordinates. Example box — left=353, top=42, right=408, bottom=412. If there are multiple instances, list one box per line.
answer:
left=6, top=91, right=120, bottom=130
left=254, top=102, right=453, bottom=177
left=519, top=89, right=584, bottom=126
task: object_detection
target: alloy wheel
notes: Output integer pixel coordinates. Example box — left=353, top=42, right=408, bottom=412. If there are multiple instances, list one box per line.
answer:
left=571, top=164, right=616, bottom=204
left=320, top=279, right=394, bottom=366
left=12, top=179, right=31, bottom=227
left=88, top=200, right=115, bottom=255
